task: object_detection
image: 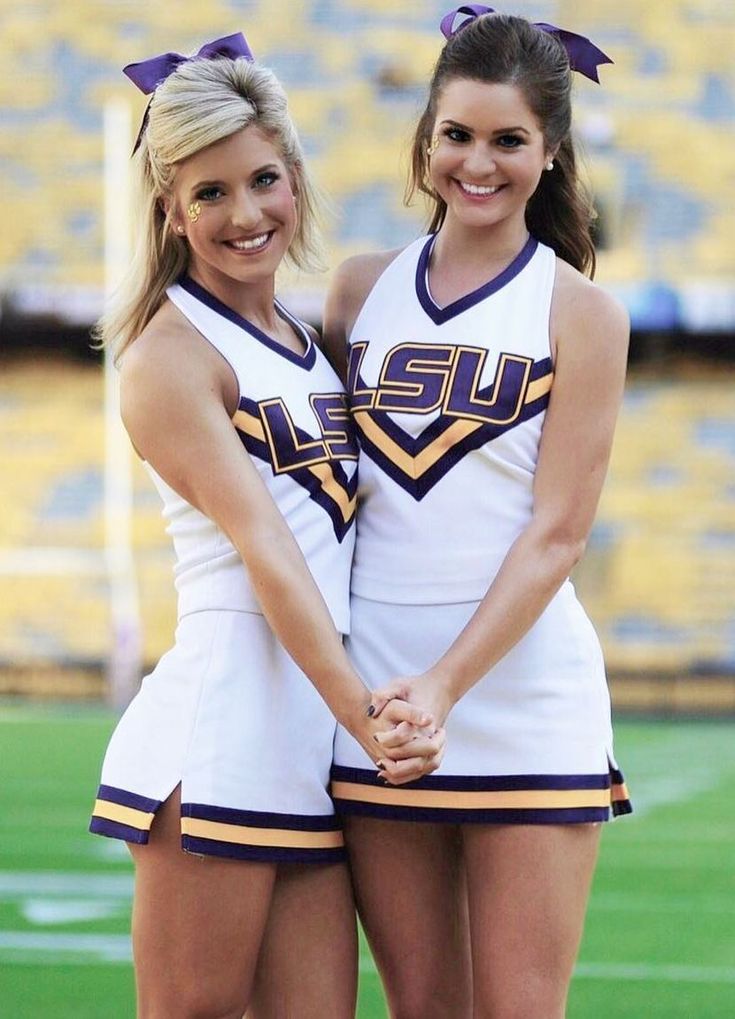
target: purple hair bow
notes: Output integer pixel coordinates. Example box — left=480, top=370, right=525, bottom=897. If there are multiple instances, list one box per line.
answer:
left=123, top=31, right=254, bottom=154
left=123, top=31, right=254, bottom=94
left=439, top=5, right=613, bottom=83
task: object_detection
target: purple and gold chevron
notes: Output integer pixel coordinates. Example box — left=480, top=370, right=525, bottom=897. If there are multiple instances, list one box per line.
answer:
left=348, top=340, right=553, bottom=501
left=233, top=393, right=357, bottom=541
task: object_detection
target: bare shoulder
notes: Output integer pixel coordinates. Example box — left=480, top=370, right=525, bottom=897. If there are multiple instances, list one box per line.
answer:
left=328, top=248, right=404, bottom=326
left=119, top=300, right=232, bottom=435
left=120, top=301, right=187, bottom=382
left=323, top=247, right=405, bottom=380
left=552, top=259, right=629, bottom=355
left=332, top=248, right=404, bottom=294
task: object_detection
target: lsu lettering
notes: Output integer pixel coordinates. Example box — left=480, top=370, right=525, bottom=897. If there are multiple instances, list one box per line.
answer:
left=233, top=393, right=357, bottom=541
left=348, top=341, right=553, bottom=500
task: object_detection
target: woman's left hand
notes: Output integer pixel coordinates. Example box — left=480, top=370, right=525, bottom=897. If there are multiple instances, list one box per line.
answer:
left=370, top=672, right=454, bottom=729
left=367, top=697, right=446, bottom=784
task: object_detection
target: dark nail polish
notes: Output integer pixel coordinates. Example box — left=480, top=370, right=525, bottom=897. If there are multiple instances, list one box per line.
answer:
left=366, top=704, right=376, bottom=717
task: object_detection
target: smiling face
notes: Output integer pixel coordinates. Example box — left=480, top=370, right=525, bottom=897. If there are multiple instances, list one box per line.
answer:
left=170, top=124, right=297, bottom=297
left=428, top=78, right=553, bottom=237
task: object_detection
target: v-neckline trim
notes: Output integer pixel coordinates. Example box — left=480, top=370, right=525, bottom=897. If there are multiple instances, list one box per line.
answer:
left=178, top=275, right=316, bottom=370
left=415, top=233, right=538, bottom=326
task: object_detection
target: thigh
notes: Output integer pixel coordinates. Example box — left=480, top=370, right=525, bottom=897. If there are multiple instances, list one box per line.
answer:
left=345, top=816, right=472, bottom=1019
left=462, top=823, right=601, bottom=1019
left=247, top=862, right=357, bottom=1019
left=130, top=787, right=277, bottom=1019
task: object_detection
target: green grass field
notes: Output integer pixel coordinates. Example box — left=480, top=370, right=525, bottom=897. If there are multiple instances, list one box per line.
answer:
left=1, top=705, right=734, bottom=1018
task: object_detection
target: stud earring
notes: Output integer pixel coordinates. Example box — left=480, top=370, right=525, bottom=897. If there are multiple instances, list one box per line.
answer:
left=176, top=225, right=185, bottom=235
left=545, top=160, right=554, bottom=171
left=186, top=201, right=201, bottom=223
left=426, top=134, right=439, bottom=157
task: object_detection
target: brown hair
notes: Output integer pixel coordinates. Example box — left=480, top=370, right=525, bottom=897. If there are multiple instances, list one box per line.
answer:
left=406, top=12, right=597, bottom=277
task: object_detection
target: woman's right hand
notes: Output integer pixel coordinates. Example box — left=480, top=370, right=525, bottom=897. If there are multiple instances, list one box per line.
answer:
left=346, top=697, right=446, bottom=785
left=370, top=672, right=455, bottom=732
left=366, top=672, right=456, bottom=784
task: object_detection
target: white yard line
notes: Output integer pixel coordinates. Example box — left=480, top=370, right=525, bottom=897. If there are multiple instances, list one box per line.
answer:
left=3, top=934, right=735, bottom=984
left=616, top=725, right=735, bottom=819
left=6, top=873, right=731, bottom=918
left=0, top=872, right=133, bottom=897
left=589, top=891, right=735, bottom=914
left=2, top=722, right=733, bottom=983
left=0, top=709, right=113, bottom=725
left=0, top=931, right=132, bottom=964
left=360, top=957, right=735, bottom=985
left=574, top=962, right=735, bottom=985
left=1, top=892, right=733, bottom=986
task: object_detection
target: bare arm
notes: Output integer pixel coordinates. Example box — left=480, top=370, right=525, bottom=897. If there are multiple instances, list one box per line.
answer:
left=373, top=269, right=630, bottom=747
left=322, top=250, right=402, bottom=382
left=121, top=309, right=439, bottom=773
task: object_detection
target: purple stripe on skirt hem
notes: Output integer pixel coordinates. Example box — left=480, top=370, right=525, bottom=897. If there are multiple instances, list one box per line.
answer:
left=332, top=801, right=612, bottom=824
left=96, top=784, right=161, bottom=813
left=182, top=801, right=342, bottom=831
left=89, top=817, right=150, bottom=843
left=331, top=765, right=615, bottom=792
left=181, top=836, right=346, bottom=864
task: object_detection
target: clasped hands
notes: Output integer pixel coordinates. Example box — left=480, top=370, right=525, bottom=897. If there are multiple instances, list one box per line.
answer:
left=357, top=672, right=452, bottom=786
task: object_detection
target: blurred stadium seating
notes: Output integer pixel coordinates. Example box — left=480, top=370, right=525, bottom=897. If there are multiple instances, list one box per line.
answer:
left=0, top=359, right=175, bottom=694
left=1, top=0, right=733, bottom=326
left=2, top=357, right=734, bottom=702
left=1, top=2, right=734, bottom=705
left=576, top=371, right=735, bottom=678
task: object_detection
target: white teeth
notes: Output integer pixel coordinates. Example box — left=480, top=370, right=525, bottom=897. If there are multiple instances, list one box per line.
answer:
left=459, top=182, right=500, bottom=195
left=230, top=233, right=269, bottom=250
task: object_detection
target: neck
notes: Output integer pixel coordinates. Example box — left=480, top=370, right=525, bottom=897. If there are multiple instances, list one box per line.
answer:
left=188, top=265, right=279, bottom=330
left=432, top=215, right=530, bottom=272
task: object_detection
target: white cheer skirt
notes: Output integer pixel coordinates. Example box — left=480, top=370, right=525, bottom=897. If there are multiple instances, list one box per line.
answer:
left=332, top=590, right=631, bottom=824
left=90, top=609, right=344, bottom=863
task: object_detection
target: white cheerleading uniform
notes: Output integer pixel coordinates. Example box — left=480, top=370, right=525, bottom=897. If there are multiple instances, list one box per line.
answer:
left=91, top=276, right=357, bottom=862
left=331, top=235, right=631, bottom=824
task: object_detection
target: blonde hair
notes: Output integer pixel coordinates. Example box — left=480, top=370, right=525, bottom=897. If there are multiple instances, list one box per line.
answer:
left=97, top=56, right=325, bottom=359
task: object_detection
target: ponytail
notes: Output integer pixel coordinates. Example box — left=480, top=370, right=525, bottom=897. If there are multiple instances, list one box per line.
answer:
left=407, top=12, right=598, bottom=278
left=525, top=136, right=596, bottom=277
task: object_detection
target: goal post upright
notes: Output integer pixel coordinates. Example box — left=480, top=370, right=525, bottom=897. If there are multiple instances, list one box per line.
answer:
left=103, top=97, right=142, bottom=709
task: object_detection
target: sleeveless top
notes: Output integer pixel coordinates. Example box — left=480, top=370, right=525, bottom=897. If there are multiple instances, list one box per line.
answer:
left=147, top=276, right=357, bottom=633
left=348, top=234, right=556, bottom=603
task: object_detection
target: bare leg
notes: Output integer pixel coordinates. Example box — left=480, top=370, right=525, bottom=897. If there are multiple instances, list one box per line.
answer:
left=344, top=816, right=472, bottom=1019
left=129, top=787, right=277, bottom=1019
left=462, top=824, right=601, bottom=1019
left=247, top=861, right=357, bottom=1018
